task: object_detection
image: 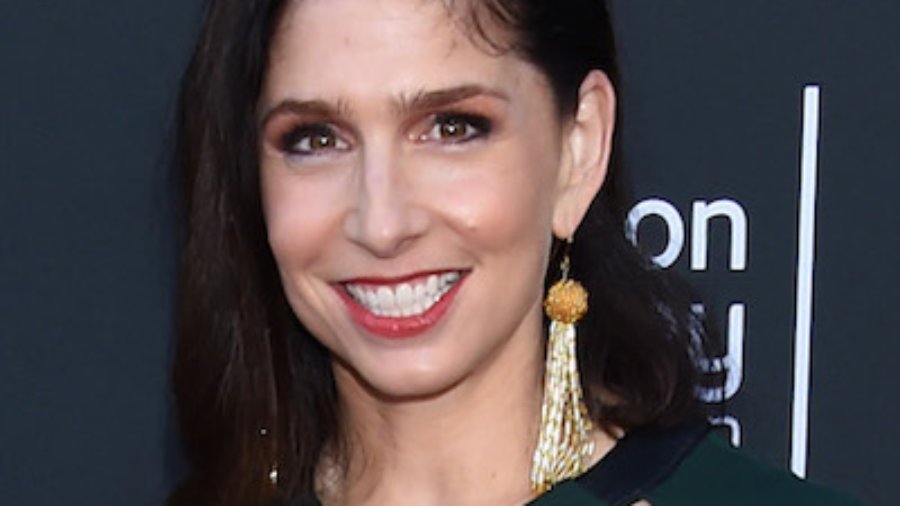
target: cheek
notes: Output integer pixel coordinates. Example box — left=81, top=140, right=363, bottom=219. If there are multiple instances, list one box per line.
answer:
left=436, top=145, right=559, bottom=253
left=261, top=167, right=344, bottom=274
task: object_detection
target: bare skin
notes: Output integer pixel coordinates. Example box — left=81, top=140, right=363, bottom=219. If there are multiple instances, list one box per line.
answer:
left=259, top=0, right=617, bottom=504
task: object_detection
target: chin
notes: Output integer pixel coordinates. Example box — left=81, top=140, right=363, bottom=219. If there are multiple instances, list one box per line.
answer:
left=340, top=357, right=467, bottom=403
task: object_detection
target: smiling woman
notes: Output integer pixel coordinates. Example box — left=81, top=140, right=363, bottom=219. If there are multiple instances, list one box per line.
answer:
left=169, top=1, right=858, bottom=505
left=257, top=0, right=596, bottom=416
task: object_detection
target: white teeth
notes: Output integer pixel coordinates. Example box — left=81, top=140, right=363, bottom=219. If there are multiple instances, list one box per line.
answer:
left=345, top=271, right=462, bottom=318
left=426, top=275, right=439, bottom=296
left=414, top=283, right=426, bottom=302
left=365, top=289, right=378, bottom=310
left=376, top=286, right=395, bottom=314
left=396, top=283, right=414, bottom=314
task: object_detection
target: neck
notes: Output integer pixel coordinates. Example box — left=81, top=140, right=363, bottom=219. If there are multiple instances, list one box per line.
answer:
left=322, top=312, right=545, bottom=505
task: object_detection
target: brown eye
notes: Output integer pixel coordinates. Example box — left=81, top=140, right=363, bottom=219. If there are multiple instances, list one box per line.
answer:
left=281, top=124, right=349, bottom=156
left=439, top=117, right=468, bottom=139
left=309, top=132, right=336, bottom=149
left=418, top=113, right=492, bottom=144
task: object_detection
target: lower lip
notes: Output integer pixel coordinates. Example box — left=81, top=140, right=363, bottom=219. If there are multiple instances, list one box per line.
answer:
left=336, top=275, right=466, bottom=339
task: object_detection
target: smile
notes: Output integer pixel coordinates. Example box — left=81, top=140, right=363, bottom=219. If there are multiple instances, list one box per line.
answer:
left=344, top=272, right=461, bottom=318
left=336, top=270, right=467, bottom=339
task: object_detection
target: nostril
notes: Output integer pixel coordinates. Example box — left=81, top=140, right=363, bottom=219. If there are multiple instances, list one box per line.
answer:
left=343, top=190, right=430, bottom=258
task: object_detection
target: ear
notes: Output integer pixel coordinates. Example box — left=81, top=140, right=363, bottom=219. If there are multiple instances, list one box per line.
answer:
left=552, top=70, right=616, bottom=239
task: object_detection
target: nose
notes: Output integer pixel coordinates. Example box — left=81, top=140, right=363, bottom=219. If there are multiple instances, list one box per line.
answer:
left=343, top=144, right=428, bottom=258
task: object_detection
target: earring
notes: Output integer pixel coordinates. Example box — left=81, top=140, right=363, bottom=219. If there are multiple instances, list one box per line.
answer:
left=260, top=426, right=279, bottom=485
left=530, top=237, right=595, bottom=495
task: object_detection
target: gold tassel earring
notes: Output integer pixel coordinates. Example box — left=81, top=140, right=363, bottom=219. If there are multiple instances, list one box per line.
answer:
left=530, top=237, right=595, bottom=495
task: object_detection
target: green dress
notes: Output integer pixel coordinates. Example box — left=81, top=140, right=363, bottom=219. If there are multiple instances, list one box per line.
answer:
left=528, top=424, right=862, bottom=505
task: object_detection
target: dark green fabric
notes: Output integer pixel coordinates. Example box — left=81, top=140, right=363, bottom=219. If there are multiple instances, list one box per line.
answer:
left=529, top=480, right=610, bottom=506
left=529, top=434, right=862, bottom=505
left=644, top=435, right=860, bottom=505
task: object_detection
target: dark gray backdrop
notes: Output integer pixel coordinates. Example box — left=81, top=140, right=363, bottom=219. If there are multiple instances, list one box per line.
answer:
left=1, top=1, right=896, bottom=504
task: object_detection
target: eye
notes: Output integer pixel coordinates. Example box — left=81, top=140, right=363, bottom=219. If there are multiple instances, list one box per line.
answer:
left=280, top=124, right=350, bottom=156
left=419, top=113, right=492, bottom=144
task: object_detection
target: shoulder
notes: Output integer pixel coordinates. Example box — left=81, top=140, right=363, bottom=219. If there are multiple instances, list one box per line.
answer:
left=529, top=423, right=861, bottom=506
left=646, top=432, right=861, bottom=506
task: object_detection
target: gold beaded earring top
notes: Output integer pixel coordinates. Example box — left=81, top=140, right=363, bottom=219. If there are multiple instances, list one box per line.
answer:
left=543, top=249, right=588, bottom=324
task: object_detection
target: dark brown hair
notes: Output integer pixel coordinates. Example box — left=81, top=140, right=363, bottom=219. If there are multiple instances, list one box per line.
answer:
left=169, top=1, right=718, bottom=504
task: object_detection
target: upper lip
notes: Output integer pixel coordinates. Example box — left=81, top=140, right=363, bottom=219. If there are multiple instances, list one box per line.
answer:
left=339, top=268, right=467, bottom=286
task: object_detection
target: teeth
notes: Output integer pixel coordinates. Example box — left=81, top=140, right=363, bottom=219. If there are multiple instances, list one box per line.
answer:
left=376, top=286, right=395, bottom=314
left=365, top=289, right=378, bottom=310
left=396, top=284, right=414, bottom=316
left=345, top=271, right=462, bottom=318
left=414, top=283, right=426, bottom=302
left=426, top=274, right=438, bottom=295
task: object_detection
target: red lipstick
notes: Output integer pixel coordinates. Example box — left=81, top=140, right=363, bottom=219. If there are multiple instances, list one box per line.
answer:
left=335, top=272, right=466, bottom=339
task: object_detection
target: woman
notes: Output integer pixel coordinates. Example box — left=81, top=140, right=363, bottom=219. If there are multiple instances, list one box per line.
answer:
left=169, top=0, right=858, bottom=504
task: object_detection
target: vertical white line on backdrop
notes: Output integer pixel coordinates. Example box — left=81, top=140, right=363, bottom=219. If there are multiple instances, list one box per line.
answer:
left=791, top=84, right=821, bottom=478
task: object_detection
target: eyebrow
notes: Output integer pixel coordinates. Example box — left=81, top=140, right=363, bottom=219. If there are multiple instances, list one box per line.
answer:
left=396, top=84, right=509, bottom=114
left=259, top=99, right=351, bottom=129
left=259, top=84, right=508, bottom=129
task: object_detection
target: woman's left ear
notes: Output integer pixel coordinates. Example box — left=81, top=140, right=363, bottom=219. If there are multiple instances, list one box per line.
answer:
left=552, top=69, right=616, bottom=239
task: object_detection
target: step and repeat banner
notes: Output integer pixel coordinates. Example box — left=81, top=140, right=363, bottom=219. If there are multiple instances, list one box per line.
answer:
left=1, top=1, right=896, bottom=505
left=611, top=2, right=899, bottom=504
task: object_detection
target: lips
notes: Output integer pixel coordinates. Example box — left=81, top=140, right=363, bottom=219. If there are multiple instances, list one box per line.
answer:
left=336, top=270, right=466, bottom=339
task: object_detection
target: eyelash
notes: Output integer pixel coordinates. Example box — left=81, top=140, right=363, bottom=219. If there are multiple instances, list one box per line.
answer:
left=419, top=113, right=493, bottom=144
left=279, top=124, right=349, bottom=157
left=275, top=112, right=493, bottom=158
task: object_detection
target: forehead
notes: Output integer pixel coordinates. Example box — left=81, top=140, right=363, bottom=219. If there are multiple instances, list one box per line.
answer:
left=262, top=0, right=544, bottom=106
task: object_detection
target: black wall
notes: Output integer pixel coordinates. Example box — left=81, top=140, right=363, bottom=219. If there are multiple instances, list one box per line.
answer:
left=1, top=1, right=896, bottom=504
left=0, top=2, right=197, bottom=504
left=613, top=3, right=900, bottom=505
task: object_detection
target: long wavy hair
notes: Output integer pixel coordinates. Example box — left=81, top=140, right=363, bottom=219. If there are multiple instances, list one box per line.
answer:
left=169, top=1, right=719, bottom=504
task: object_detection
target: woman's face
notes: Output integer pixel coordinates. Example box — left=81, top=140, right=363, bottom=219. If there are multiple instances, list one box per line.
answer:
left=259, top=0, right=597, bottom=399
